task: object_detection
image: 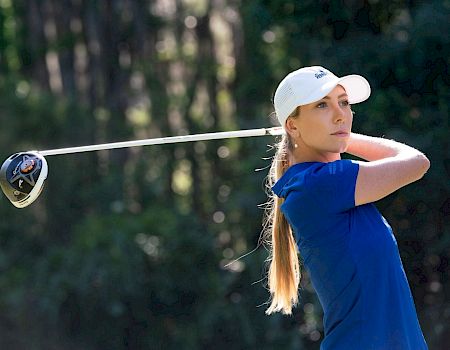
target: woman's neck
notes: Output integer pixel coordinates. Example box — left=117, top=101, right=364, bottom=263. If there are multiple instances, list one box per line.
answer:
left=289, top=148, right=341, bottom=165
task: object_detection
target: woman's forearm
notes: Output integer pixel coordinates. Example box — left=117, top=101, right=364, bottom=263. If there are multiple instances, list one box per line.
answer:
left=345, top=133, right=428, bottom=162
left=346, top=132, right=430, bottom=202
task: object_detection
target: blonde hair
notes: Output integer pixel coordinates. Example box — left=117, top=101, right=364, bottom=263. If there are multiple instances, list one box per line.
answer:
left=263, top=108, right=301, bottom=315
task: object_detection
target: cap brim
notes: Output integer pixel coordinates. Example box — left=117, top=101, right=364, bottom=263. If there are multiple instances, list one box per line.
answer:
left=335, top=74, right=371, bottom=104
left=312, top=74, right=371, bottom=105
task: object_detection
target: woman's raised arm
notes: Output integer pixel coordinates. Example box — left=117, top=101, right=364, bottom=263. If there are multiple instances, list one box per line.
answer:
left=346, top=133, right=430, bottom=206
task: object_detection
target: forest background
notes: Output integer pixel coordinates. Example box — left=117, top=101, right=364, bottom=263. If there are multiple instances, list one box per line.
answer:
left=0, top=0, right=448, bottom=349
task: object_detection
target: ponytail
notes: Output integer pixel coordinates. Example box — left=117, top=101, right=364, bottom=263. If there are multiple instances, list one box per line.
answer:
left=263, top=133, right=301, bottom=315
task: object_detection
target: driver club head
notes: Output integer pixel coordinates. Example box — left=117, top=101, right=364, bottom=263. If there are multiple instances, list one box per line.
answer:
left=0, top=152, right=48, bottom=208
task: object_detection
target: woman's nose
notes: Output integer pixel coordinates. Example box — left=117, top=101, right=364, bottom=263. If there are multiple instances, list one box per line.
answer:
left=332, top=104, right=347, bottom=123
left=333, top=110, right=345, bottom=124
left=335, top=115, right=344, bottom=124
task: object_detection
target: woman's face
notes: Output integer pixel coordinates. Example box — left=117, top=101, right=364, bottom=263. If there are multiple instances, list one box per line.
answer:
left=286, top=85, right=353, bottom=163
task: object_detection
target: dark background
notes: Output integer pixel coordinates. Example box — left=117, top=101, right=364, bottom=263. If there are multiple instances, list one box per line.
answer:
left=0, top=0, right=448, bottom=349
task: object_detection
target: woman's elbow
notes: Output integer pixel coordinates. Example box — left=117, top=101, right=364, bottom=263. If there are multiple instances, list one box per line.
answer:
left=417, top=153, right=430, bottom=178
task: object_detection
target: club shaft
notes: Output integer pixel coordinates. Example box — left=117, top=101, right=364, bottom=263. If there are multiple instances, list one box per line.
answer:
left=39, top=127, right=285, bottom=156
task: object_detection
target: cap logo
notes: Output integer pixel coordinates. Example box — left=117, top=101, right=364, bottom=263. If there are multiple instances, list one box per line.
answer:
left=314, top=69, right=328, bottom=79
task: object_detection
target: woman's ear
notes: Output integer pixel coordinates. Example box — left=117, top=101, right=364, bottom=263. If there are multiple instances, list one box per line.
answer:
left=285, top=117, right=300, bottom=138
left=285, top=117, right=295, bottom=132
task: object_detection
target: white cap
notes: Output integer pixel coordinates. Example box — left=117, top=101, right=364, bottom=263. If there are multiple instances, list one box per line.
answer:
left=273, top=66, right=371, bottom=126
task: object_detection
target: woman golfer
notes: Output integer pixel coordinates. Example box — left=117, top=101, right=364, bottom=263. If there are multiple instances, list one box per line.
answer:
left=265, top=66, right=429, bottom=349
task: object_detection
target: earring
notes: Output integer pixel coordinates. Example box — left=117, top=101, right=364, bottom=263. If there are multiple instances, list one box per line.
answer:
left=294, top=143, right=298, bottom=149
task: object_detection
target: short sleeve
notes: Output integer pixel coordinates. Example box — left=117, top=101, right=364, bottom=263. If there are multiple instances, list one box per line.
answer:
left=307, top=159, right=360, bottom=213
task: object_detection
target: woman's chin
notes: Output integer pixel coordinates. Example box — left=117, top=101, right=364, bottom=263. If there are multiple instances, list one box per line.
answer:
left=341, top=143, right=350, bottom=153
left=335, top=141, right=350, bottom=154
left=324, top=144, right=348, bottom=154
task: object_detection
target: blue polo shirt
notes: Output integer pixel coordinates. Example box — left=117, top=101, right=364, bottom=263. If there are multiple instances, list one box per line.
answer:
left=272, top=160, right=428, bottom=350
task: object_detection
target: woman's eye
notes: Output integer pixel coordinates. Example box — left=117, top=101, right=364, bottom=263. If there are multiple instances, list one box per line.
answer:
left=317, top=100, right=349, bottom=108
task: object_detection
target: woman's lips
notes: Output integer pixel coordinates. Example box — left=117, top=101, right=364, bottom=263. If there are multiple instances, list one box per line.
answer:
left=331, top=131, right=349, bottom=137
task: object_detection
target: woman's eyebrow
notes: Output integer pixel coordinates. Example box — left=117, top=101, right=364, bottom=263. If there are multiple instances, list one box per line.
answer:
left=322, top=93, right=348, bottom=99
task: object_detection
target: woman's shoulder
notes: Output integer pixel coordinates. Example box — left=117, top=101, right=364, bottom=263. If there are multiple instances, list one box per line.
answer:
left=272, top=159, right=359, bottom=198
left=272, top=162, right=321, bottom=197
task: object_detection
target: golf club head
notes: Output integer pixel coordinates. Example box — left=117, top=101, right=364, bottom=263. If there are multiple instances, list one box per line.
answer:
left=0, top=152, right=48, bottom=208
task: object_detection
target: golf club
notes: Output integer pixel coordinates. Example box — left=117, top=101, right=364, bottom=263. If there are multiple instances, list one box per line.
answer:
left=0, top=126, right=284, bottom=208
